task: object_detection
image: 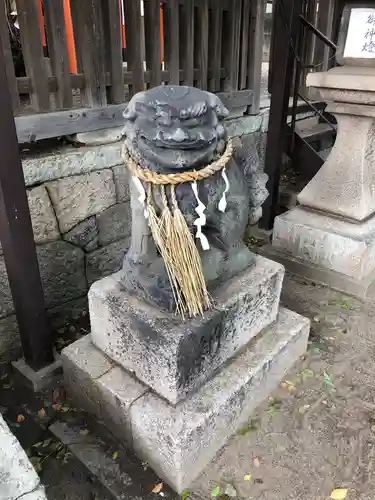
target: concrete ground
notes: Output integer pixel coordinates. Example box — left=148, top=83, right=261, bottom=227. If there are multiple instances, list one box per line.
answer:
left=191, top=275, right=375, bottom=500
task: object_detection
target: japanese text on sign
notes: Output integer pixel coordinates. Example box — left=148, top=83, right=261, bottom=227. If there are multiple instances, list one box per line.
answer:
left=344, top=8, right=375, bottom=59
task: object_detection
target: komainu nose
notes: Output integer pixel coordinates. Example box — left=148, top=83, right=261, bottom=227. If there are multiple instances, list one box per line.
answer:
left=170, top=128, right=189, bottom=142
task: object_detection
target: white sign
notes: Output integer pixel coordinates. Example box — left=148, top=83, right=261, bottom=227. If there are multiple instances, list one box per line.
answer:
left=344, top=8, right=375, bottom=59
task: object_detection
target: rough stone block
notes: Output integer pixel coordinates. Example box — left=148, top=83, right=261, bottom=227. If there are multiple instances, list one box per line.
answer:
left=63, top=335, right=147, bottom=442
left=97, top=203, right=131, bottom=246
left=86, top=237, right=130, bottom=286
left=0, top=259, right=17, bottom=318
left=112, top=165, right=130, bottom=203
left=12, top=355, right=62, bottom=392
left=27, top=185, right=60, bottom=244
left=0, top=315, right=21, bottom=361
left=74, top=127, right=123, bottom=146
left=37, top=241, right=87, bottom=308
left=62, top=308, right=310, bottom=493
left=63, top=217, right=99, bottom=250
left=22, top=143, right=123, bottom=187
left=273, top=207, right=375, bottom=279
left=90, top=255, right=284, bottom=404
left=0, top=414, right=47, bottom=499
left=46, top=170, right=116, bottom=233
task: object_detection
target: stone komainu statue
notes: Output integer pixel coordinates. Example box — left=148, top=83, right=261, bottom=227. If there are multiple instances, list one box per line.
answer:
left=121, top=85, right=268, bottom=317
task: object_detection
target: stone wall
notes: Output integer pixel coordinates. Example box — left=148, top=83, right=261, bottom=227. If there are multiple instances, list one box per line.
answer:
left=0, top=112, right=269, bottom=361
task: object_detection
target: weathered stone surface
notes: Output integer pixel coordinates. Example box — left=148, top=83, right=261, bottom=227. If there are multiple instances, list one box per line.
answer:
left=0, top=315, right=21, bottom=362
left=46, top=170, right=116, bottom=233
left=63, top=334, right=147, bottom=441
left=301, top=67, right=375, bottom=221
left=36, top=241, right=87, bottom=308
left=0, top=258, right=16, bottom=319
left=62, top=308, right=310, bottom=493
left=0, top=413, right=47, bottom=500
left=273, top=207, right=375, bottom=279
left=112, top=165, right=130, bottom=203
left=22, top=143, right=123, bottom=187
left=298, top=111, right=375, bottom=221
left=97, top=203, right=131, bottom=246
left=74, top=127, right=123, bottom=146
left=12, top=356, right=62, bottom=392
left=27, top=185, right=60, bottom=244
left=86, top=237, right=130, bottom=286
left=63, top=217, right=99, bottom=250
left=90, top=255, right=284, bottom=404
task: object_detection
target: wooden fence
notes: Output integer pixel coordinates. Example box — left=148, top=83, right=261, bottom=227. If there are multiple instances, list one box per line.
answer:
left=0, top=0, right=265, bottom=143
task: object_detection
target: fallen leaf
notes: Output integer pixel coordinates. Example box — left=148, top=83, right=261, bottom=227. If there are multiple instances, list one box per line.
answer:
left=298, top=404, right=311, bottom=414
left=16, top=414, right=25, bottom=423
left=38, top=408, right=46, bottom=418
left=253, top=457, right=260, bottom=468
left=371, top=424, right=375, bottom=434
left=32, top=441, right=44, bottom=449
left=224, top=484, right=237, bottom=497
left=52, top=403, right=62, bottom=411
left=112, top=451, right=119, bottom=460
left=159, top=493, right=165, bottom=497
left=300, top=368, right=314, bottom=380
left=323, top=372, right=336, bottom=391
left=152, top=483, right=164, bottom=494
left=243, top=473, right=252, bottom=481
left=211, top=486, right=221, bottom=497
left=79, top=429, right=89, bottom=436
left=181, top=491, right=190, bottom=500
left=330, top=488, right=348, bottom=499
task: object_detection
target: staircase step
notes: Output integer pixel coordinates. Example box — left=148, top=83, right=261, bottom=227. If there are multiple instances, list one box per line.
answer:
left=50, top=415, right=183, bottom=500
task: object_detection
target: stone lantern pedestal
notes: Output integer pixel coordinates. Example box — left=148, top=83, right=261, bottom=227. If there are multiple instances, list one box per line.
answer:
left=268, top=66, right=375, bottom=299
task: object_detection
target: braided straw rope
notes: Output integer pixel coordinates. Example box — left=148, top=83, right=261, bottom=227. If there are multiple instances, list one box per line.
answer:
left=121, top=139, right=233, bottom=185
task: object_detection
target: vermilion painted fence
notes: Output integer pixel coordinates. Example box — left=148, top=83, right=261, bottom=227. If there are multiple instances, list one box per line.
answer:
left=2, top=0, right=265, bottom=142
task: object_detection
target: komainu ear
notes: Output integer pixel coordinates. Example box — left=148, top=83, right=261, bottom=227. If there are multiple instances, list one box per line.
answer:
left=207, top=93, right=229, bottom=119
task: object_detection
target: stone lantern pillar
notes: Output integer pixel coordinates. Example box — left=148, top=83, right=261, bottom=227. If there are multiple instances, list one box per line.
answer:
left=269, top=5, right=375, bottom=299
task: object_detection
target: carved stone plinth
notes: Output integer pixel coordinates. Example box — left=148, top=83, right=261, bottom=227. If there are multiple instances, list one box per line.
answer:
left=90, top=255, right=284, bottom=404
left=63, top=308, right=309, bottom=493
left=268, top=67, right=375, bottom=298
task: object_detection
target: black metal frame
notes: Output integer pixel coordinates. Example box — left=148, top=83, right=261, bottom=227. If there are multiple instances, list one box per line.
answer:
left=0, top=32, right=54, bottom=370
left=260, top=0, right=339, bottom=231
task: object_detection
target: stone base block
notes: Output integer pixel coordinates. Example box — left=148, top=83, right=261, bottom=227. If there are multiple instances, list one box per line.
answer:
left=260, top=244, right=375, bottom=300
left=12, top=355, right=62, bottom=392
left=62, top=307, right=310, bottom=493
left=89, top=255, right=284, bottom=404
left=270, top=207, right=375, bottom=298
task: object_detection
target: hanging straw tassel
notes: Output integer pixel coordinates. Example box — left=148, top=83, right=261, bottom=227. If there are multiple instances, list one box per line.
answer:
left=146, top=184, right=185, bottom=316
left=159, top=185, right=211, bottom=318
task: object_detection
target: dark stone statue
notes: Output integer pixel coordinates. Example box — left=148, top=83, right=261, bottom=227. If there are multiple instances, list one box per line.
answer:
left=121, top=85, right=255, bottom=312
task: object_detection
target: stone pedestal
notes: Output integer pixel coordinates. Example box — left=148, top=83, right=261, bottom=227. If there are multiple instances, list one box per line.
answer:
left=62, top=255, right=309, bottom=492
left=268, top=67, right=375, bottom=299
